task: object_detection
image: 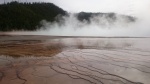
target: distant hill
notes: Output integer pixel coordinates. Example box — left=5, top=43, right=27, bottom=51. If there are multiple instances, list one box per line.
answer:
left=76, top=12, right=136, bottom=23
left=0, top=1, right=66, bottom=31
left=0, top=1, right=136, bottom=31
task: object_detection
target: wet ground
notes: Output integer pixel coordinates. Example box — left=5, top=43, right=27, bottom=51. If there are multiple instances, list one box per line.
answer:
left=0, top=35, right=150, bottom=84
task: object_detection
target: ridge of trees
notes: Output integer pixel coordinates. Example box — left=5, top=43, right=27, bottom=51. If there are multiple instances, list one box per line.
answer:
left=0, top=1, right=136, bottom=31
left=76, top=12, right=136, bottom=22
left=0, top=1, right=66, bottom=31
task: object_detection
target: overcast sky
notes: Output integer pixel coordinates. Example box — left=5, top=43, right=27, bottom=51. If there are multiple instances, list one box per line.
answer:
left=1, top=0, right=150, bottom=17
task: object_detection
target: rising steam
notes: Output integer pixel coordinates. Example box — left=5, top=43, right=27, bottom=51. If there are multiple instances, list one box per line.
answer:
left=36, top=13, right=150, bottom=37
left=8, top=13, right=150, bottom=37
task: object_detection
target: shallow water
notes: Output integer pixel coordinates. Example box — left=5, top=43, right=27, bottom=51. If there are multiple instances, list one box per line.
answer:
left=0, top=35, right=150, bottom=84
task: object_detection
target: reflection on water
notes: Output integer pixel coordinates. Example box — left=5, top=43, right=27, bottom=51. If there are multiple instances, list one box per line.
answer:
left=0, top=37, right=133, bottom=58
left=45, top=38, right=133, bottom=50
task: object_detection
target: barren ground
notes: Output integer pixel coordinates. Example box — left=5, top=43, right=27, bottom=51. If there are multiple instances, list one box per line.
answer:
left=0, top=35, right=150, bottom=84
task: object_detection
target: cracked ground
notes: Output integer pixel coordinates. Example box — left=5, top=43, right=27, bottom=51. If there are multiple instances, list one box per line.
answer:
left=0, top=35, right=150, bottom=84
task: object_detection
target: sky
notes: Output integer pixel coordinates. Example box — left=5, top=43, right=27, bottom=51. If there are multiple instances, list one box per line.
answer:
left=1, top=0, right=150, bottom=17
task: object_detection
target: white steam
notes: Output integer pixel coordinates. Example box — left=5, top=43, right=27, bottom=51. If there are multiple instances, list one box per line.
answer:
left=8, top=13, right=150, bottom=37
left=34, top=14, right=150, bottom=37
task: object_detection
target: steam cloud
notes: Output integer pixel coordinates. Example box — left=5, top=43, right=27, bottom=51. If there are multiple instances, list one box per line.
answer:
left=9, top=13, right=150, bottom=37
left=34, top=13, right=150, bottom=37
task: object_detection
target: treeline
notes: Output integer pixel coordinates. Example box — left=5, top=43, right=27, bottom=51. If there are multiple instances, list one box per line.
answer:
left=0, top=1, right=136, bottom=31
left=76, top=12, right=136, bottom=22
left=0, top=1, right=66, bottom=31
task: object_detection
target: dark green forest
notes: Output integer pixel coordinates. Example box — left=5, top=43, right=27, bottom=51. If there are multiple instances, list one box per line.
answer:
left=0, top=1, right=136, bottom=31
left=77, top=12, right=136, bottom=22
left=0, top=1, right=66, bottom=31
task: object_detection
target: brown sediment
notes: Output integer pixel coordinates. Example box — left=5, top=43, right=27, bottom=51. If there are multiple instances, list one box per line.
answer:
left=0, top=35, right=150, bottom=84
left=0, top=40, right=62, bottom=57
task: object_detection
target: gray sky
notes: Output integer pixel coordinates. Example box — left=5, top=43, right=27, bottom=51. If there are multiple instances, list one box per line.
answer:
left=1, top=0, right=150, bottom=17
